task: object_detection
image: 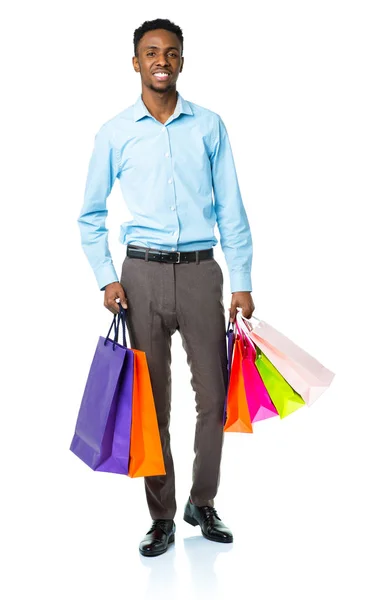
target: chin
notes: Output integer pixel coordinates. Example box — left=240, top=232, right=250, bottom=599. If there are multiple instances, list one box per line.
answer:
left=148, top=81, right=174, bottom=93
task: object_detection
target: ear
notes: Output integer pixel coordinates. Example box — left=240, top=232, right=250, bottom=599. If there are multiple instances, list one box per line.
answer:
left=180, top=56, right=184, bottom=73
left=132, top=56, right=140, bottom=73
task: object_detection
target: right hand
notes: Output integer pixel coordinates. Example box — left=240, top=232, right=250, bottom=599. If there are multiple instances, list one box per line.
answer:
left=104, top=282, right=128, bottom=314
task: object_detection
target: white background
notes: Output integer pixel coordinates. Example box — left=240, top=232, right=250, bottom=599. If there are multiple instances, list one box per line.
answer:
left=1, top=1, right=376, bottom=599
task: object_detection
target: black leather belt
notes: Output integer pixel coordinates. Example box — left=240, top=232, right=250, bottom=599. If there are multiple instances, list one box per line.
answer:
left=127, top=244, right=214, bottom=264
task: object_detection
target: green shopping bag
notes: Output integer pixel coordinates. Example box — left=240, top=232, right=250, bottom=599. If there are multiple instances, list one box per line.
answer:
left=254, top=345, right=305, bottom=418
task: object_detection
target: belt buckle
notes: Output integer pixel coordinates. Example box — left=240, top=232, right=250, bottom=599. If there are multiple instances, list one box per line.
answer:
left=175, top=251, right=181, bottom=263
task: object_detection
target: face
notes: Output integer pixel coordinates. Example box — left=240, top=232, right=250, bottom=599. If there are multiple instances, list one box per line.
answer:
left=133, top=29, right=184, bottom=93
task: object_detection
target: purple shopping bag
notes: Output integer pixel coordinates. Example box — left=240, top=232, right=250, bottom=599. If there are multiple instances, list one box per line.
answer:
left=223, top=320, right=235, bottom=425
left=70, top=307, right=134, bottom=474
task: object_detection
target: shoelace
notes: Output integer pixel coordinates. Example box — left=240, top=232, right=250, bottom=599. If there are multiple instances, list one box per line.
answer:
left=201, top=506, right=221, bottom=523
left=147, top=519, right=172, bottom=535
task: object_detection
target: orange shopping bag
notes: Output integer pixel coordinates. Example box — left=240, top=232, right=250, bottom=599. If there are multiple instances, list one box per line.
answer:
left=128, top=349, right=166, bottom=477
left=224, top=336, right=253, bottom=433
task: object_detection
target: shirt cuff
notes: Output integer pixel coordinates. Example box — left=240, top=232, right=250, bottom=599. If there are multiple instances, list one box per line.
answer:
left=94, top=263, right=119, bottom=291
left=230, top=270, right=252, bottom=293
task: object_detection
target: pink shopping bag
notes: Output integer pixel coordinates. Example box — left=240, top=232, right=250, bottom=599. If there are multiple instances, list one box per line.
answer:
left=236, top=313, right=335, bottom=406
left=236, top=319, right=279, bottom=423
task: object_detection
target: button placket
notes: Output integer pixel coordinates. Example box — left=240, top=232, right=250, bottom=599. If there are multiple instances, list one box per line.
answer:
left=164, top=127, right=179, bottom=243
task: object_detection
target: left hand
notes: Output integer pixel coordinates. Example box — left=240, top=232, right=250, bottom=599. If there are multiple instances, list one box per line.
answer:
left=229, top=291, right=255, bottom=322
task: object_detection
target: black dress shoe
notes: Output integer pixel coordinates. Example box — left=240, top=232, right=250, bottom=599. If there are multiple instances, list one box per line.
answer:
left=139, top=519, right=176, bottom=557
left=183, top=498, right=233, bottom=543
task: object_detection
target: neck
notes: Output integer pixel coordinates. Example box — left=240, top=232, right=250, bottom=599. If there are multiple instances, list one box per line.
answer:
left=140, top=85, right=178, bottom=123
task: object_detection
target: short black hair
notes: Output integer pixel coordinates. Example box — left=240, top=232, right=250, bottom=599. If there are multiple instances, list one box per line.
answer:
left=133, top=18, right=184, bottom=57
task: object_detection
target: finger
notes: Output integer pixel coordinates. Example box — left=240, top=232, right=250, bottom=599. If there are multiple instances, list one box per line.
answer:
left=113, top=300, right=121, bottom=313
left=248, top=303, right=255, bottom=320
left=118, top=291, right=128, bottom=309
left=106, top=298, right=120, bottom=314
left=229, top=303, right=237, bottom=323
left=241, top=306, right=253, bottom=319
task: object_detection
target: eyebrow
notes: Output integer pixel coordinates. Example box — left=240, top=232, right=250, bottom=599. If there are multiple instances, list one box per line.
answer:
left=144, top=45, right=180, bottom=52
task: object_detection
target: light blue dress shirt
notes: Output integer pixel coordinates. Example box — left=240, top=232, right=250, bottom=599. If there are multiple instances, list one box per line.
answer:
left=78, top=91, right=253, bottom=293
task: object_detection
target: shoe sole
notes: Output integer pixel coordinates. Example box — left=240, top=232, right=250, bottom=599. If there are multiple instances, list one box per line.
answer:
left=139, top=533, right=175, bottom=557
left=184, top=513, right=233, bottom=543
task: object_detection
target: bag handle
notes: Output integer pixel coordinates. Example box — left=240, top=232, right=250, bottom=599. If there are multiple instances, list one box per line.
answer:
left=226, top=314, right=245, bottom=348
left=236, top=312, right=287, bottom=361
left=104, top=305, right=128, bottom=351
left=235, top=312, right=258, bottom=356
left=117, top=305, right=127, bottom=347
left=226, top=320, right=234, bottom=336
left=236, top=312, right=252, bottom=336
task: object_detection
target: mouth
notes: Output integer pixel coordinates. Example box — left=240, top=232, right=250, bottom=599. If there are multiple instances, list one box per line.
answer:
left=152, top=71, right=171, bottom=81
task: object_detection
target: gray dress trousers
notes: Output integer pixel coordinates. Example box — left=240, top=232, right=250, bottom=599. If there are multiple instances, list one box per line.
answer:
left=120, top=247, right=228, bottom=520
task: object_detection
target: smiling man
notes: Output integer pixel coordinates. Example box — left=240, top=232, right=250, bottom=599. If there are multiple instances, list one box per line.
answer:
left=78, top=18, right=255, bottom=557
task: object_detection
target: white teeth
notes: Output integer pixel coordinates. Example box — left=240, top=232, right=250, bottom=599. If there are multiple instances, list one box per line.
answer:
left=154, top=72, right=169, bottom=76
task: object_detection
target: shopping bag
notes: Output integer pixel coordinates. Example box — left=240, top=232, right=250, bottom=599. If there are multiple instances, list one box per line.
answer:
left=223, top=320, right=235, bottom=425
left=238, top=322, right=279, bottom=423
left=128, top=348, right=166, bottom=478
left=254, top=345, right=305, bottom=418
left=224, top=334, right=253, bottom=433
left=238, top=313, right=335, bottom=406
left=70, top=308, right=133, bottom=474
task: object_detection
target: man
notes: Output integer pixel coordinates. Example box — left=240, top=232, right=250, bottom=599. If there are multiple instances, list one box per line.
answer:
left=78, top=18, right=255, bottom=557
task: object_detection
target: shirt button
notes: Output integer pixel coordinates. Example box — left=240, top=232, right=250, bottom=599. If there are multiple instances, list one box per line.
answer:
left=171, top=247, right=176, bottom=251
left=168, top=178, right=173, bottom=184
left=170, top=206, right=176, bottom=211
left=165, top=152, right=170, bottom=157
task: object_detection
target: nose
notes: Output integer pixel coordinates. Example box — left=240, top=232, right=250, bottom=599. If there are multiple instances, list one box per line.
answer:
left=155, top=53, right=170, bottom=68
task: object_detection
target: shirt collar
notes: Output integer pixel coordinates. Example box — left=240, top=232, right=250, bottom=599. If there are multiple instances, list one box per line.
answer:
left=133, top=91, right=193, bottom=122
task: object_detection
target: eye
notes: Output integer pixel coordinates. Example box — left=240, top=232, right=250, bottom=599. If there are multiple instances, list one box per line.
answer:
left=146, top=52, right=155, bottom=56
left=168, top=53, right=177, bottom=58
